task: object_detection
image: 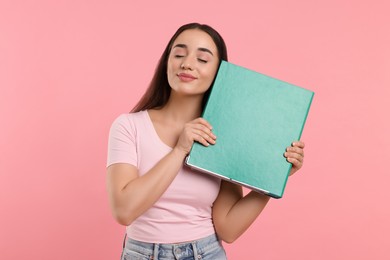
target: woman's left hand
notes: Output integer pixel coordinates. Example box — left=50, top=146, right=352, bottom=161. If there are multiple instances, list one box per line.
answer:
left=284, top=141, right=305, bottom=176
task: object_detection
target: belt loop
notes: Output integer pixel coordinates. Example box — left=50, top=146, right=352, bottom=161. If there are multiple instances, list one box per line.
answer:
left=122, top=232, right=127, bottom=249
left=153, top=243, right=159, bottom=260
left=192, top=242, right=199, bottom=259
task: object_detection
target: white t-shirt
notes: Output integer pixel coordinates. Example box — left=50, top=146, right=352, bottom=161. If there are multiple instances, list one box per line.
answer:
left=106, top=110, right=221, bottom=243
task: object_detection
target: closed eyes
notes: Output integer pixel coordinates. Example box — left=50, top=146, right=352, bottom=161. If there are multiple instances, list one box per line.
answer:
left=174, top=55, right=208, bottom=63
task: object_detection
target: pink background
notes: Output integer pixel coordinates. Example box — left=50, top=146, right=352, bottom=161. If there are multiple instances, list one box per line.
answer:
left=1, top=1, right=389, bottom=259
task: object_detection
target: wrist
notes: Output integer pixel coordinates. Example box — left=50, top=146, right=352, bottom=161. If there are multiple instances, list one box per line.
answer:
left=248, top=190, right=271, bottom=202
left=171, top=147, right=188, bottom=160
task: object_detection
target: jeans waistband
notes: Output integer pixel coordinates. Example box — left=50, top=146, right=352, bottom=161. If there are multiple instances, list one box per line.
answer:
left=125, top=233, right=221, bottom=258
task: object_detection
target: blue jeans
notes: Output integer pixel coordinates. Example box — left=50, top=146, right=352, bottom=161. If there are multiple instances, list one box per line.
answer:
left=121, top=233, right=227, bottom=260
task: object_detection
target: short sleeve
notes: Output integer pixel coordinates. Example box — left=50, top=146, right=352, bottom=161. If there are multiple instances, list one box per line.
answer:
left=106, top=114, right=138, bottom=168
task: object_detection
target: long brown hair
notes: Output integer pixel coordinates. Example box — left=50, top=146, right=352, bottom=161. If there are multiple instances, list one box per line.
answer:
left=131, top=23, right=228, bottom=112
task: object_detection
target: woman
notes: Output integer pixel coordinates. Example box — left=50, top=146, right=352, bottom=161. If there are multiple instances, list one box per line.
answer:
left=106, top=23, right=305, bottom=260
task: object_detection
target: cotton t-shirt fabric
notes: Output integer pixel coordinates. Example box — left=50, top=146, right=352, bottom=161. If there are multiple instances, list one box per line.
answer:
left=106, top=111, right=221, bottom=243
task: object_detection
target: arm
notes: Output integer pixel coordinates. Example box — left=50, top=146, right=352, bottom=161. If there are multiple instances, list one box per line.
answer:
left=106, top=117, right=216, bottom=226
left=212, top=141, right=305, bottom=243
left=106, top=148, right=187, bottom=226
left=212, top=181, right=270, bottom=243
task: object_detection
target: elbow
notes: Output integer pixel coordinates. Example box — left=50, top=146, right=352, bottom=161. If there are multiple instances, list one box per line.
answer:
left=223, top=237, right=237, bottom=244
left=109, top=198, right=144, bottom=226
left=218, top=233, right=239, bottom=244
left=215, top=225, right=241, bottom=244
left=111, top=208, right=135, bottom=226
left=114, top=214, right=133, bottom=226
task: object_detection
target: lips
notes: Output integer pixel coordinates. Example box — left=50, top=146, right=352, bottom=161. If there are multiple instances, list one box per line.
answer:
left=178, top=73, right=197, bottom=82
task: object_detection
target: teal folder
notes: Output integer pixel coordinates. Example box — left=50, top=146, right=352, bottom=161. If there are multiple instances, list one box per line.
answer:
left=185, top=61, right=314, bottom=198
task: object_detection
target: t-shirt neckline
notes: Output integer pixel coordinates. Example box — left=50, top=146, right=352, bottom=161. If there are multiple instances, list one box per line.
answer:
left=143, top=110, right=174, bottom=151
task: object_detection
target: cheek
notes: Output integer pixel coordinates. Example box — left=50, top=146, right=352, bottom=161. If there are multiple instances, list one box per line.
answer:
left=204, top=66, right=218, bottom=83
left=167, top=57, right=180, bottom=74
left=167, top=68, right=175, bottom=86
left=166, top=60, right=176, bottom=80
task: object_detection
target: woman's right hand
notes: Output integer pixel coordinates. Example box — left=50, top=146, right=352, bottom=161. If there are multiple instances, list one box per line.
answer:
left=174, top=117, right=216, bottom=156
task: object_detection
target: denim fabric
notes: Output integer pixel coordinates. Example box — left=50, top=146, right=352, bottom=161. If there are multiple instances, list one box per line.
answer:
left=121, top=233, right=227, bottom=260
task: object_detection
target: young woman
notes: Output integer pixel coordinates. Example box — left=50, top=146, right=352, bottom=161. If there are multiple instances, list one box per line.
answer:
left=106, top=23, right=305, bottom=260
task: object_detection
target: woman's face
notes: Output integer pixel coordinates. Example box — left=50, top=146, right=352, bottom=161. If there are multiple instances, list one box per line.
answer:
left=167, top=29, right=220, bottom=97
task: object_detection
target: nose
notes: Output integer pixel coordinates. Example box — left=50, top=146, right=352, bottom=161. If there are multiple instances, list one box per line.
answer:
left=181, top=63, right=193, bottom=70
left=180, top=56, right=194, bottom=70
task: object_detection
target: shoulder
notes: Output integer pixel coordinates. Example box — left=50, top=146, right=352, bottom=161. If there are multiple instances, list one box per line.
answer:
left=111, top=111, right=147, bottom=129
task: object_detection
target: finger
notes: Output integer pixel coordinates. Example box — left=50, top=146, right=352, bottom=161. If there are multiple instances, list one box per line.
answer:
left=183, top=126, right=212, bottom=147
left=193, top=117, right=213, bottom=130
left=286, top=146, right=304, bottom=158
left=291, top=141, right=305, bottom=148
left=194, top=133, right=211, bottom=147
left=284, top=151, right=304, bottom=163
left=189, top=122, right=214, bottom=134
left=187, top=123, right=217, bottom=140
left=192, top=129, right=216, bottom=144
left=190, top=124, right=216, bottom=140
left=286, top=157, right=303, bottom=169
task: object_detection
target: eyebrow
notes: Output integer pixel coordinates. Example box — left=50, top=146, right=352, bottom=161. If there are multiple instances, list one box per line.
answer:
left=173, top=44, right=214, bottom=56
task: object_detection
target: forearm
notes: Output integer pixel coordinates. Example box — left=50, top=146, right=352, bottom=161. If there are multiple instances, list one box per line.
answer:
left=216, top=191, right=270, bottom=243
left=111, top=148, right=187, bottom=225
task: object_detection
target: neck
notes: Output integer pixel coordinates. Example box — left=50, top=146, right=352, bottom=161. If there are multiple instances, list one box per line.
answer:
left=160, top=93, right=203, bottom=123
